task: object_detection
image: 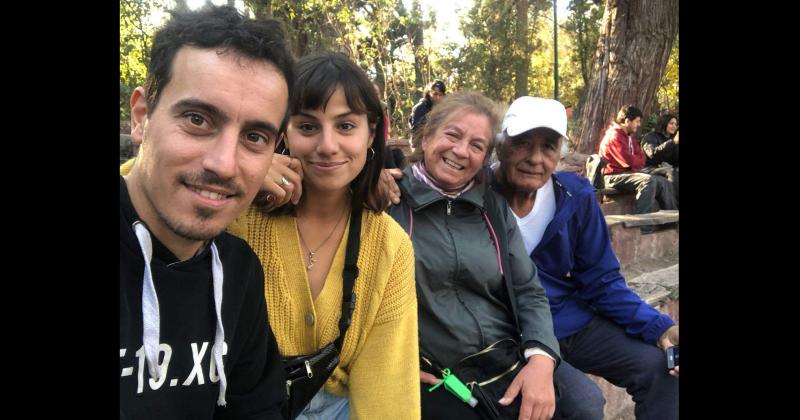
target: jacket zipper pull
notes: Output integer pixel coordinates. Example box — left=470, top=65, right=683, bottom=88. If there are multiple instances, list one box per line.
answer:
left=447, top=200, right=452, bottom=216
left=305, top=360, right=313, bottom=378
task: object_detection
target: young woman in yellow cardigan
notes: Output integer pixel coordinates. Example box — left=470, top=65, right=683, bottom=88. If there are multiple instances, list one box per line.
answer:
left=229, top=52, right=419, bottom=419
left=122, top=52, right=419, bottom=419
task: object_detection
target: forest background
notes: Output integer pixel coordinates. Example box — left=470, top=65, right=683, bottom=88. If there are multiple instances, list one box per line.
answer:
left=120, top=0, right=678, bottom=154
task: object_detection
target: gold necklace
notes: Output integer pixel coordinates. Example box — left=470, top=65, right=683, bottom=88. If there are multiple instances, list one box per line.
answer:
left=297, top=206, right=349, bottom=271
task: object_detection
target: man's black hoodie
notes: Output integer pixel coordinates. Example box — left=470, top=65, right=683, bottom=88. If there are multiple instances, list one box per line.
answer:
left=119, top=176, right=285, bottom=419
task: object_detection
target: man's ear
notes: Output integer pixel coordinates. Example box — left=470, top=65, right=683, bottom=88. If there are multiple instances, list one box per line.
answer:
left=130, top=87, right=149, bottom=145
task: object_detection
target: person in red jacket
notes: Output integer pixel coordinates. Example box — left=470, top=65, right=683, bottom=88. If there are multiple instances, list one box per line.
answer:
left=598, top=105, right=677, bottom=233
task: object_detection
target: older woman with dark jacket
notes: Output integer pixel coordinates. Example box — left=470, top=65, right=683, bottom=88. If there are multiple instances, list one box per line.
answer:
left=388, top=91, right=560, bottom=420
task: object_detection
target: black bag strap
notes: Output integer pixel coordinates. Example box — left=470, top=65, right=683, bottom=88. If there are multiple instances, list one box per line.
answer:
left=334, top=205, right=362, bottom=350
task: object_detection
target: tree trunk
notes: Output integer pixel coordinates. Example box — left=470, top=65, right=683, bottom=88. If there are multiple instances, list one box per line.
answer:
left=513, top=0, right=530, bottom=98
left=291, top=1, right=308, bottom=57
left=572, top=0, right=678, bottom=154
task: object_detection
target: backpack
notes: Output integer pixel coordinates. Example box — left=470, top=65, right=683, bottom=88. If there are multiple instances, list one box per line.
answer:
left=585, top=154, right=607, bottom=190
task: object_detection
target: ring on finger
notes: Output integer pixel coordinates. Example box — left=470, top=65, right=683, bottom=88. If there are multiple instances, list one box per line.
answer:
left=280, top=176, right=291, bottom=187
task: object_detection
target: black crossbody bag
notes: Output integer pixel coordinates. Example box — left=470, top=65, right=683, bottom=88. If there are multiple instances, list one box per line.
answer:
left=281, top=206, right=362, bottom=420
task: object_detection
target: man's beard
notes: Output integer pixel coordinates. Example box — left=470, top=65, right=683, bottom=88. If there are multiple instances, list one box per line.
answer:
left=156, top=203, right=221, bottom=242
left=157, top=169, right=244, bottom=241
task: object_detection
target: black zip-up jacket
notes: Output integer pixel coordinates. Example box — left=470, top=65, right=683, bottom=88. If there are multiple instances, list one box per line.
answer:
left=119, top=176, right=285, bottom=419
left=640, top=130, right=678, bottom=168
left=409, top=97, right=432, bottom=135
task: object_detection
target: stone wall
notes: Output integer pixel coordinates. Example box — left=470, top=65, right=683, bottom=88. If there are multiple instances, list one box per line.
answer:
left=388, top=138, right=413, bottom=157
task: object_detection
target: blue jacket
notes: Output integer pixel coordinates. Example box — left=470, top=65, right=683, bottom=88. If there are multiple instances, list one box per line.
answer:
left=492, top=170, right=674, bottom=345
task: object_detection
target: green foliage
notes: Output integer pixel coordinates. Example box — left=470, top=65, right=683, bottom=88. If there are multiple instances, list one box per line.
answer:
left=266, top=0, right=362, bottom=57
left=456, top=0, right=518, bottom=103
left=244, top=0, right=437, bottom=140
left=118, top=0, right=678, bottom=142
left=657, top=33, right=679, bottom=114
left=562, top=0, right=603, bottom=85
left=119, top=0, right=167, bottom=123
left=527, top=12, right=583, bottom=107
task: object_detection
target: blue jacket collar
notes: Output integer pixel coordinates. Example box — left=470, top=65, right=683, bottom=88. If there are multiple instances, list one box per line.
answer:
left=487, top=167, right=590, bottom=255
left=534, top=171, right=595, bottom=254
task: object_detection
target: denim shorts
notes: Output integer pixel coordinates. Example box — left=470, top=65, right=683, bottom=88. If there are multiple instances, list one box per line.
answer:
left=295, top=390, right=349, bottom=420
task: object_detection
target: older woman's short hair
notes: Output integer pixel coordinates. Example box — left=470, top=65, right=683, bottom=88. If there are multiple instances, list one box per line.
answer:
left=410, top=90, right=502, bottom=165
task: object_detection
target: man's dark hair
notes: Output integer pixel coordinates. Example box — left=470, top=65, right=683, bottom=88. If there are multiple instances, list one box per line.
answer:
left=277, top=51, right=386, bottom=213
left=614, top=104, right=643, bottom=124
left=144, top=5, right=295, bottom=128
left=423, top=79, right=446, bottom=103
left=656, top=113, right=678, bottom=136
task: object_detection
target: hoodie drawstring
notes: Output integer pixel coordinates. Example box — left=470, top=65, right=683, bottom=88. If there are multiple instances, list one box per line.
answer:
left=209, top=242, right=227, bottom=406
left=133, top=222, right=161, bottom=382
left=132, top=222, right=228, bottom=406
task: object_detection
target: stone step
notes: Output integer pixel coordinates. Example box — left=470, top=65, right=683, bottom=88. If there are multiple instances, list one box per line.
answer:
left=599, top=191, right=637, bottom=215
left=388, top=138, right=413, bottom=157
left=605, top=210, right=679, bottom=227
left=606, top=211, right=678, bottom=269
left=627, top=263, right=679, bottom=306
left=587, top=262, right=679, bottom=420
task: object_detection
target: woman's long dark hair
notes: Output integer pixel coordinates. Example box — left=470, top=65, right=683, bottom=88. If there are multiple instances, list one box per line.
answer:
left=656, top=113, right=678, bottom=138
left=265, top=52, right=386, bottom=215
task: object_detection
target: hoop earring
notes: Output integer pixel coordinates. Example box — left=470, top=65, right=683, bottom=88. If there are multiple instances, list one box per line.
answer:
left=367, top=147, right=375, bottom=160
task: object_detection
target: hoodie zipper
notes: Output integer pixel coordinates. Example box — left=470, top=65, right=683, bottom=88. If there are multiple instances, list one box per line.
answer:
left=447, top=200, right=452, bottom=216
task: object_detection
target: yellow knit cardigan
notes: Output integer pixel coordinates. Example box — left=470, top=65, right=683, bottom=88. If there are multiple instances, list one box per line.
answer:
left=228, top=207, right=420, bottom=419
left=121, top=159, right=420, bottom=418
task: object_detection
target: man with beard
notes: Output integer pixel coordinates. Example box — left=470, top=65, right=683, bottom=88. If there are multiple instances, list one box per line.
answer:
left=119, top=6, right=293, bottom=419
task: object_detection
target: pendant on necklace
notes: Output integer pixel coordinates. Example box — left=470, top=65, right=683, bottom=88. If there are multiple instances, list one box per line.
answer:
left=307, top=251, right=317, bottom=271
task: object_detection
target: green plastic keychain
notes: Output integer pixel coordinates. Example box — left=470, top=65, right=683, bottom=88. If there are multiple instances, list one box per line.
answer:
left=428, top=368, right=478, bottom=407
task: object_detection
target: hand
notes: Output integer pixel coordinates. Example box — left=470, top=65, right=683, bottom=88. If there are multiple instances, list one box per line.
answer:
left=254, top=154, right=303, bottom=211
left=659, top=325, right=679, bottom=377
left=673, top=131, right=679, bottom=145
left=377, top=168, right=404, bottom=208
left=498, top=355, right=556, bottom=420
left=419, top=370, right=440, bottom=386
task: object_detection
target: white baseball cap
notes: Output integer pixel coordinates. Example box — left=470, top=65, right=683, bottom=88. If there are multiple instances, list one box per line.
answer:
left=501, top=96, right=569, bottom=140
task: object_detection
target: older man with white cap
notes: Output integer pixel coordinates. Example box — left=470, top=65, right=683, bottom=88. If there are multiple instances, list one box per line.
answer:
left=487, top=97, right=679, bottom=420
